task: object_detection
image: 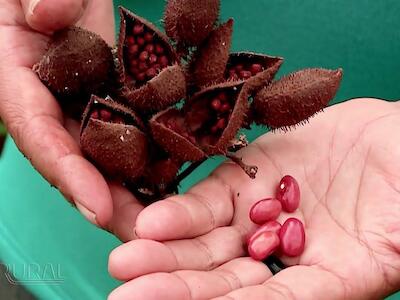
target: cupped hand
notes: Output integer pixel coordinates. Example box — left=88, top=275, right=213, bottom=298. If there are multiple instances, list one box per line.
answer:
left=108, top=98, right=400, bottom=299
left=0, top=0, right=143, bottom=240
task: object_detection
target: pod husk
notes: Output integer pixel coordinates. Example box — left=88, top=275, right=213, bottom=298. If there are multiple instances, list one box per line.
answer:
left=164, top=0, right=220, bottom=46
left=253, top=68, right=343, bottom=129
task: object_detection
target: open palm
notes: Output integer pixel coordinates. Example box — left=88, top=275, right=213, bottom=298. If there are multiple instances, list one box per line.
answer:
left=108, top=98, right=400, bottom=300
left=0, top=0, right=144, bottom=240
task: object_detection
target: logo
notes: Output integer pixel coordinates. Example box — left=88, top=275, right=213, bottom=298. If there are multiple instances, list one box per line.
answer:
left=1, top=263, right=64, bottom=285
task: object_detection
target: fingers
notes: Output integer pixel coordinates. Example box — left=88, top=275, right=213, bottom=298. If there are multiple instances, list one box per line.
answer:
left=108, top=258, right=272, bottom=300
left=135, top=176, right=235, bottom=240
left=109, top=226, right=246, bottom=281
left=212, top=266, right=346, bottom=300
left=0, top=68, right=113, bottom=226
left=20, top=0, right=87, bottom=33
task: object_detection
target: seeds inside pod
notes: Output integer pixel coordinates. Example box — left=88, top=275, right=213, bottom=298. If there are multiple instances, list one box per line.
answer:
left=253, top=68, right=343, bottom=130
left=164, top=0, right=220, bottom=47
left=226, top=52, right=283, bottom=92
left=33, top=26, right=114, bottom=118
left=117, top=7, right=186, bottom=112
left=188, top=19, right=234, bottom=90
left=80, top=95, right=148, bottom=181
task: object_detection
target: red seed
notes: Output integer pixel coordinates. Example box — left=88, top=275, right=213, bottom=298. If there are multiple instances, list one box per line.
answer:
left=100, top=109, right=112, bottom=122
left=279, top=218, right=305, bottom=257
left=145, top=44, right=155, bottom=53
left=211, top=98, right=221, bottom=110
left=144, top=32, right=153, bottom=42
left=249, top=198, right=282, bottom=225
left=240, top=70, right=252, bottom=79
left=216, top=118, right=226, bottom=130
left=146, top=68, right=157, bottom=78
left=128, top=44, right=139, bottom=55
left=152, top=64, right=161, bottom=71
left=218, top=92, right=228, bottom=102
left=155, top=44, right=164, bottom=55
left=136, top=37, right=145, bottom=46
left=133, top=24, right=144, bottom=35
left=126, top=36, right=135, bottom=45
left=235, top=64, right=244, bottom=72
left=139, top=51, right=149, bottom=62
left=90, top=110, right=99, bottom=119
left=210, top=125, right=219, bottom=133
left=247, top=221, right=282, bottom=244
left=276, top=175, right=300, bottom=213
left=248, top=231, right=280, bottom=261
left=158, top=55, right=169, bottom=68
left=138, top=62, right=148, bottom=71
left=129, top=66, right=139, bottom=75
left=220, top=103, right=230, bottom=112
left=250, top=63, right=263, bottom=75
left=130, top=60, right=138, bottom=67
left=113, top=116, right=125, bottom=124
left=149, top=54, right=158, bottom=64
left=136, top=72, right=146, bottom=81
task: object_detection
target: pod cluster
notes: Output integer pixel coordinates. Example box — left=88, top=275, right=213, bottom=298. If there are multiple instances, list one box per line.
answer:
left=33, top=2, right=343, bottom=201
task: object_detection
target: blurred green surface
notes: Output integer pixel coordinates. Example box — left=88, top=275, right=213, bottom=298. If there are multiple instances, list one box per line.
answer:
left=0, top=0, right=399, bottom=299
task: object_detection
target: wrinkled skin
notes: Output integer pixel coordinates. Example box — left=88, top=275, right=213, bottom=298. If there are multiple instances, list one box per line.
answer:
left=0, top=0, right=143, bottom=240
left=108, top=99, right=400, bottom=300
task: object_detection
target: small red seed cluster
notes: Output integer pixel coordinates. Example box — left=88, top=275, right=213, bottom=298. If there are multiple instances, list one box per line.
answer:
left=226, top=63, right=264, bottom=80
left=90, top=107, right=125, bottom=124
left=247, top=175, right=305, bottom=261
left=125, top=20, right=170, bottom=86
left=208, top=91, right=234, bottom=134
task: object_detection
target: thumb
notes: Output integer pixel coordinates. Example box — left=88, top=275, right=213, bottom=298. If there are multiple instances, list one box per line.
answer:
left=20, top=0, right=88, bottom=33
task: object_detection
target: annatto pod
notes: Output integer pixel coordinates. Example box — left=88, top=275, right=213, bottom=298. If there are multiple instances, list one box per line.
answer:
left=188, top=19, right=234, bottom=89
left=253, top=68, right=343, bottom=129
left=164, top=0, right=220, bottom=47
left=225, top=52, right=283, bottom=93
left=116, top=7, right=186, bottom=113
left=33, top=26, right=114, bottom=118
left=80, top=95, right=148, bottom=182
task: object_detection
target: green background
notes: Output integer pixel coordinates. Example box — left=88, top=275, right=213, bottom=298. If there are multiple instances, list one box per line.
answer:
left=0, top=0, right=399, bottom=299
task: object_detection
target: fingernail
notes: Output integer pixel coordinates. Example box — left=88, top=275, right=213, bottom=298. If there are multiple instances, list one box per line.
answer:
left=29, top=0, right=42, bottom=15
left=75, top=202, right=99, bottom=227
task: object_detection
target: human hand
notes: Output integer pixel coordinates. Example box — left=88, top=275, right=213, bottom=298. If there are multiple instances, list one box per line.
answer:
left=108, top=98, right=400, bottom=299
left=0, top=0, right=143, bottom=240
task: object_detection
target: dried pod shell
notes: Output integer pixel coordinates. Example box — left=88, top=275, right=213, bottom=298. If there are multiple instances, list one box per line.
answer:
left=188, top=19, right=234, bottom=89
left=226, top=52, right=283, bottom=93
left=33, top=26, right=114, bottom=117
left=164, top=0, right=220, bottom=46
left=80, top=95, right=148, bottom=181
left=253, top=68, right=343, bottom=129
left=117, top=7, right=186, bottom=113
left=150, top=108, right=206, bottom=162
left=187, top=81, right=249, bottom=155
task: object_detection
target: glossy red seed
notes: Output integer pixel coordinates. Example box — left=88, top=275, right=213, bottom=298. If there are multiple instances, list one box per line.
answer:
left=136, top=37, right=145, bottom=46
left=216, top=118, right=226, bottom=129
left=240, top=70, right=252, bottom=79
left=128, top=44, right=139, bottom=55
left=149, top=54, right=158, bottom=64
left=144, top=32, right=153, bottom=42
left=133, top=24, right=144, bottom=35
left=138, top=62, right=148, bottom=71
left=100, top=109, right=112, bottom=122
left=153, top=63, right=161, bottom=71
left=136, top=72, right=146, bottom=81
left=235, top=64, right=244, bottom=72
left=126, top=36, right=135, bottom=45
left=276, top=175, right=300, bottom=213
left=250, top=63, right=263, bottom=75
left=139, top=51, right=149, bottom=62
left=220, top=103, right=230, bottom=112
left=130, top=60, right=138, bottom=67
left=248, top=231, right=280, bottom=261
left=146, top=68, right=157, bottom=78
left=210, top=125, right=219, bottom=133
left=211, top=98, right=221, bottom=110
left=279, top=218, right=305, bottom=257
left=249, top=198, right=282, bottom=225
left=145, top=44, right=155, bottom=53
left=155, top=44, right=164, bottom=55
left=218, top=92, right=228, bottom=102
left=90, top=110, right=99, bottom=119
left=159, top=56, right=169, bottom=68
left=247, top=220, right=282, bottom=244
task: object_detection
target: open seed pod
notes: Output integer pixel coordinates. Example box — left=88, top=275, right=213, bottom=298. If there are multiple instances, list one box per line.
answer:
left=164, top=0, right=220, bottom=47
left=253, top=68, right=343, bottom=129
left=80, top=95, right=148, bottom=181
left=33, top=26, right=114, bottom=118
left=226, top=52, right=283, bottom=93
left=188, top=19, right=234, bottom=89
left=117, top=7, right=186, bottom=113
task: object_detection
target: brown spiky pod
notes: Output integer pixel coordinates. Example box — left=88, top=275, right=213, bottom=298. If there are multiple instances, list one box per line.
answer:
left=226, top=52, right=283, bottom=93
left=164, top=0, right=220, bottom=47
left=188, top=19, right=234, bottom=90
left=253, top=68, right=343, bottom=129
left=33, top=26, right=114, bottom=118
left=80, top=95, right=148, bottom=181
left=116, top=7, right=186, bottom=113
